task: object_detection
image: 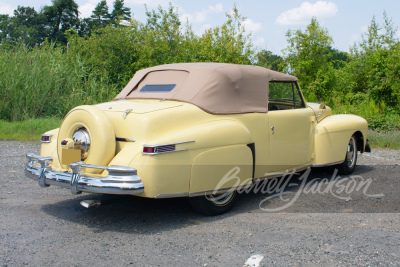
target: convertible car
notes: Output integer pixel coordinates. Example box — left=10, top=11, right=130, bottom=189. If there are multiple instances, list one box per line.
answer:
left=25, top=63, right=371, bottom=215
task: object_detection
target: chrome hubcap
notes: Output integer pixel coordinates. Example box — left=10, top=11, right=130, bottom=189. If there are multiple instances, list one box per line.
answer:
left=206, top=191, right=234, bottom=206
left=346, top=137, right=356, bottom=168
left=72, top=127, right=91, bottom=159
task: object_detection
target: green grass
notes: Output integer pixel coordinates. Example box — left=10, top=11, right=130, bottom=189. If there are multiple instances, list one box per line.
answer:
left=0, top=44, right=117, bottom=122
left=367, top=129, right=400, bottom=150
left=0, top=118, right=62, bottom=141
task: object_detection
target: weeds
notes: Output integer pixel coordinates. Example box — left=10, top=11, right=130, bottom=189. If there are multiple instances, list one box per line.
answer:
left=0, top=118, right=62, bottom=141
left=368, top=129, right=400, bottom=149
left=0, top=43, right=117, bottom=122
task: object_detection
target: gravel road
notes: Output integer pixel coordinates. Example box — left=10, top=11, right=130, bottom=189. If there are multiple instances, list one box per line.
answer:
left=1, top=141, right=399, bottom=266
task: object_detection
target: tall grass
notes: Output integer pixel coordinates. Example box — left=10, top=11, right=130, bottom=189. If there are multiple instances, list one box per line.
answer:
left=0, top=118, right=62, bottom=140
left=0, top=43, right=118, bottom=122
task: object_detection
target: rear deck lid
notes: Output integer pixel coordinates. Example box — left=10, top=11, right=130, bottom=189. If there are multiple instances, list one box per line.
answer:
left=96, top=99, right=183, bottom=114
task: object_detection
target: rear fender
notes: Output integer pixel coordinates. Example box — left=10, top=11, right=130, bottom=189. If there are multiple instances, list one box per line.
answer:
left=189, top=145, right=253, bottom=195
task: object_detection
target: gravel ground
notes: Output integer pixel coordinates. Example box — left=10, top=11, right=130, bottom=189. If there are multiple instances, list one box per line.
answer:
left=358, top=148, right=400, bottom=165
left=1, top=141, right=400, bottom=266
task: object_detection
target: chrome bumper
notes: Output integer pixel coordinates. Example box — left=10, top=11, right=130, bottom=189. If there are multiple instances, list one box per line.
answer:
left=25, top=153, right=144, bottom=195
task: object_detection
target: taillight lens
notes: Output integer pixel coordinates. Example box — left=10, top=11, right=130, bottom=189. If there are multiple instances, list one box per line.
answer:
left=61, top=140, right=68, bottom=146
left=143, top=147, right=156, bottom=153
left=41, top=134, right=52, bottom=143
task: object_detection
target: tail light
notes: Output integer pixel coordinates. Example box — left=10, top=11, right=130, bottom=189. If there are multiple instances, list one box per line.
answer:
left=143, top=147, right=156, bottom=154
left=41, top=134, right=53, bottom=143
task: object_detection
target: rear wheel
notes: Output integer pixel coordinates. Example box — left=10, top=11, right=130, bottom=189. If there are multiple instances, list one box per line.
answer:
left=337, top=135, right=358, bottom=175
left=189, top=191, right=237, bottom=216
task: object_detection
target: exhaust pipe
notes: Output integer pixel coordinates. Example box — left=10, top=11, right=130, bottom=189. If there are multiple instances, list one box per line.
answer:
left=80, top=200, right=101, bottom=208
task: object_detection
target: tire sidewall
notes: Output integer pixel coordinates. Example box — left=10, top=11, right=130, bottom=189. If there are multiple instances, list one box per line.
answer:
left=338, top=135, right=358, bottom=175
left=57, top=105, right=115, bottom=172
left=190, top=191, right=237, bottom=216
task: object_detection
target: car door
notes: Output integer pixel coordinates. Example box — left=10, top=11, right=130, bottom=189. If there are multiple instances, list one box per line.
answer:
left=266, top=81, right=315, bottom=173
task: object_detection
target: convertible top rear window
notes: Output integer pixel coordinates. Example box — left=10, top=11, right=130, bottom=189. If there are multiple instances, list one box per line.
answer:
left=139, top=84, right=176, bottom=92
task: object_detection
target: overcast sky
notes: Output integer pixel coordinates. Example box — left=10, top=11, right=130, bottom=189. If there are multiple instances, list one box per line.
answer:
left=1, top=0, right=399, bottom=55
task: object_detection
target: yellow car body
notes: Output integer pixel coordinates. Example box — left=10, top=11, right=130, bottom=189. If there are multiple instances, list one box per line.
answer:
left=25, top=63, right=370, bottom=214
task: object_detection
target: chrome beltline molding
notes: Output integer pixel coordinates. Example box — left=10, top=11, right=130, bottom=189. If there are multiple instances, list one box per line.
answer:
left=25, top=153, right=144, bottom=195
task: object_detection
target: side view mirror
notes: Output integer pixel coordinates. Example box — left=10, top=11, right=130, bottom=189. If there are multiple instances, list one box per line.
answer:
left=316, top=103, right=326, bottom=119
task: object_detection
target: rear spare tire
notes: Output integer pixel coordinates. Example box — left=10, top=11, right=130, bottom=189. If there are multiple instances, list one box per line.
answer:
left=57, top=105, right=115, bottom=173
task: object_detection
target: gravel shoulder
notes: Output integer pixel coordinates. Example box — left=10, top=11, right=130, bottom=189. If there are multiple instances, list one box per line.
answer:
left=358, top=147, right=400, bottom=165
left=1, top=141, right=399, bottom=266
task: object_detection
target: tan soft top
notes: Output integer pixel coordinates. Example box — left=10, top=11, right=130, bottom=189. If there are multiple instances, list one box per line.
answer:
left=114, top=63, right=298, bottom=114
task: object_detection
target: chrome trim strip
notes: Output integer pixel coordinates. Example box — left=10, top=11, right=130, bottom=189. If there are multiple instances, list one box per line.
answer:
left=116, top=137, right=136, bottom=142
left=253, top=166, right=310, bottom=182
left=122, top=109, right=133, bottom=119
left=154, top=192, right=189, bottom=199
left=41, top=134, right=53, bottom=143
left=25, top=153, right=144, bottom=195
left=142, top=140, right=195, bottom=155
left=312, top=161, right=343, bottom=168
left=189, top=184, right=253, bottom=197
left=142, top=149, right=188, bottom=155
left=142, top=140, right=195, bottom=147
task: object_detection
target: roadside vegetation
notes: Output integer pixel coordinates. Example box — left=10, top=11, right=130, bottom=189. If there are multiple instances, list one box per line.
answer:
left=0, top=1, right=399, bottom=148
left=0, top=118, right=62, bottom=141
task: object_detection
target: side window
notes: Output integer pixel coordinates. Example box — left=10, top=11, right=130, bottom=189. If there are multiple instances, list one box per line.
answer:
left=269, top=81, right=305, bottom=110
left=269, top=82, right=293, bottom=101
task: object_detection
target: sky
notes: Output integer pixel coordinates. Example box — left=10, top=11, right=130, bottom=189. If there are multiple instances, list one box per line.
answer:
left=1, top=0, right=399, bottom=55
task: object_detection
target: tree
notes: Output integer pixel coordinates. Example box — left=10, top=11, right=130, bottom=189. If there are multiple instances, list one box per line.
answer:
left=345, top=12, right=400, bottom=108
left=283, top=17, right=334, bottom=101
left=90, top=0, right=110, bottom=27
left=256, top=50, right=282, bottom=71
left=110, top=0, right=131, bottom=25
left=43, top=0, right=79, bottom=44
left=0, top=6, right=49, bottom=47
left=327, top=46, right=348, bottom=69
left=194, top=5, right=254, bottom=64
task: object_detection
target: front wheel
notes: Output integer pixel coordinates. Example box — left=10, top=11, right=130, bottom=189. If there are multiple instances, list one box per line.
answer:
left=337, top=135, right=358, bottom=175
left=189, top=191, right=237, bottom=216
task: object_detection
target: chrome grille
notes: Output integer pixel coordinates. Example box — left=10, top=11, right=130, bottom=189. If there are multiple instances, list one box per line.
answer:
left=156, top=144, right=176, bottom=153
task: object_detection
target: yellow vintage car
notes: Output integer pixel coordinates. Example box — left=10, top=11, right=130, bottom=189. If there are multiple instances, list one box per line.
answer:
left=25, top=63, right=371, bottom=215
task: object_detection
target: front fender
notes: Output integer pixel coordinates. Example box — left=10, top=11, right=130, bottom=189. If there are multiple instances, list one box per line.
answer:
left=313, top=114, right=368, bottom=166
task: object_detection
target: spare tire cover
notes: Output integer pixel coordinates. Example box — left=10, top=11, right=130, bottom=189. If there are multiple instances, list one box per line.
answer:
left=58, top=105, right=115, bottom=173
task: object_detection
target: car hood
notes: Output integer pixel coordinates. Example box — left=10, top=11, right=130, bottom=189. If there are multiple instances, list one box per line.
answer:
left=96, top=99, right=183, bottom=114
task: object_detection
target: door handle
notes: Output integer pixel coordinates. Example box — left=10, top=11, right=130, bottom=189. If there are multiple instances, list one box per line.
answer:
left=271, top=126, right=274, bottom=134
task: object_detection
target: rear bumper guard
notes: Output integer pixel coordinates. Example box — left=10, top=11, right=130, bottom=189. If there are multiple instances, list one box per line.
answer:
left=25, top=153, right=144, bottom=195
